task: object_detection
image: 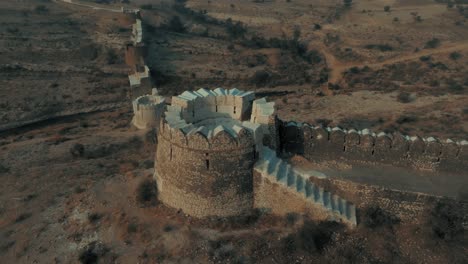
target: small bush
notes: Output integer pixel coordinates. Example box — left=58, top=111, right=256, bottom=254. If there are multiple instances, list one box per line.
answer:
left=419, top=55, right=432, bottom=62
left=70, top=143, right=85, bottom=158
left=127, top=222, right=138, bottom=233
left=106, top=49, right=118, bottom=64
left=424, top=38, right=441, bottom=49
left=34, top=5, right=49, bottom=14
left=298, top=220, right=344, bottom=253
left=136, top=179, right=157, bottom=205
left=251, top=70, right=271, bottom=87
left=384, top=6, right=391, bottom=12
left=397, top=92, right=414, bottom=103
left=396, top=115, right=418, bottom=124
left=167, top=16, right=185, bottom=33
left=430, top=200, right=464, bottom=241
left=15, top=212, right=32, bottom=223
left=285, top=212, right=299, bottom=226
left=364, top=44, right=393, bottom=52
left=88, top=213, right=102, bottom=223
left=78, top=242, right=108, bottom=264
left=0, top=164, right=10, bottom=174
left=362, top=205, right=400, bottom=228
left=449, top=51, right=462, bottom=60
left=140, top=4, right=153, bottom=10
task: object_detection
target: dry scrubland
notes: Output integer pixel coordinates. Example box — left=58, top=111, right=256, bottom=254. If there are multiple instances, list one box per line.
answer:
left=0, top=0, right=131, bottom=131
left=0, top=0, right=467, bottom=263
left=144, top=0, right=468, bottom=139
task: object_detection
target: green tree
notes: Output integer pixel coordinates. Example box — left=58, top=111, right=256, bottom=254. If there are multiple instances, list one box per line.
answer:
left=343, top=0, right=353, bottom=7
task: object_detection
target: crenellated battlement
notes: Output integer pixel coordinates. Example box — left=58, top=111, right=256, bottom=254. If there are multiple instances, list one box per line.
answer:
left=280, top=121, right=468, bottom=172
left=159, top=87, right=276, bottom=153
left=132, top=89, right=166, bottom=130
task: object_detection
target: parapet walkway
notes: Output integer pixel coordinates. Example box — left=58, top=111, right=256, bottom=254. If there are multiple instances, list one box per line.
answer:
left=254, top=147, right=357, bottom=226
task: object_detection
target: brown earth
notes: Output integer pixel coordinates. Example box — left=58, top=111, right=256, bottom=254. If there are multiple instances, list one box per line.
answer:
left=1, top=0, right=467, bottom=263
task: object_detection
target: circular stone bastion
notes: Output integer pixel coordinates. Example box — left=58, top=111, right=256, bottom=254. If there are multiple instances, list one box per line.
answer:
left=155, top=88, right=276, bottom=217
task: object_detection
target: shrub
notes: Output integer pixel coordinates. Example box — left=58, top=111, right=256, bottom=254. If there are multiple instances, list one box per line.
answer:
left=285, top=212, right=299, bottom=226
left=306, top=50, right=322, bottom=64
left=140, top=4, right=152, bottom=10
left=78, top=242, right=108, bottom=264
left=449, top=51, right=462, bottom=60
left=0, top=164, right=9, bottom=174
left=15, top=212, right=32, bottom=223
left=167, top=16, right=185, bottom=33
left=430, top=200, right=464, bottom=241
left=343, top=0, right=353, bottom=8
left=127, top=222, right=138, bottom=233
left=396, top=115, right=418, bottom=124
left=447, top=79, right=463, bottom=93
left=70, top=143, right=85, bottom=158
left=419, top=55, right=432, bottom=62
left=136, top=179, right=157, bottom=205
left=397, top=92, right=414, bottom=103
left=362, top=205, right=400, bottom=228
left=298, top=220, right=344, bottom=252
left=225, top=18, right=247, bottom=39
left=424, top=38, right=440, bottom=49
left=251, top=70, right=270, bottom=87
left=106, top=49, right=118, bottom=64
left=88, top=213, right=102, bottom=223
left=384, top=6, right=391, bottom=12
left=364, top=44, right=393, bottom=52
left=34, top=5, right=49, bottom=14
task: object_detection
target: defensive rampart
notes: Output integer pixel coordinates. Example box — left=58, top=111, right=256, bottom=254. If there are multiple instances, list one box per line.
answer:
left=279, top=121, right=468, bottom=173
left=155, top=88, right=277, bottom=217
left=132, top=89, right=165, bottom=129
left=126, top=17, right=152, bottom=99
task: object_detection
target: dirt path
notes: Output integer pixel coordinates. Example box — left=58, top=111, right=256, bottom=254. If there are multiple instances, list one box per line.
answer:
left=53, top=0, right=124, bottom=12
left=320, top=41, right=468, bottom=86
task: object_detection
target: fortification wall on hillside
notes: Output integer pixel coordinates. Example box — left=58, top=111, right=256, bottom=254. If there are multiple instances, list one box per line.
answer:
left=125, top=17, right=153, bottom=99
left=309, top=176, right=468, bottom=224
left=253, top=170, right=333, bottom=221
left=279, top=121, right=468, bottom=173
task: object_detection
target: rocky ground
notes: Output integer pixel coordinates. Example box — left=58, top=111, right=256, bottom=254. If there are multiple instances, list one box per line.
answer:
left=0, top=0, right=467, bottom=263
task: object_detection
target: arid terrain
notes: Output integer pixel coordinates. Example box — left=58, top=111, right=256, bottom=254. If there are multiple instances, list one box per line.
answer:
left=1, top=0, right=467, bottom=263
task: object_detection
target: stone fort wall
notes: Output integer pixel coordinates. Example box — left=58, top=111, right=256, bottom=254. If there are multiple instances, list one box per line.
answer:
left=156, top=121, right=257, bottom=217
left=308, top=176, right=468, bottom=224
left=279, top=121, right=468, bottom=173
left=125, top=15, right=153, bottom=99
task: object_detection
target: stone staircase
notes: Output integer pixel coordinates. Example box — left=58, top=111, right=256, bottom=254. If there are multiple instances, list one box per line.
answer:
left=255, top=147, right=357, bottom=226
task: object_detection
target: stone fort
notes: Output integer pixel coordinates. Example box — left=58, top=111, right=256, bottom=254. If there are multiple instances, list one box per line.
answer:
left=123, top=12, right=468, bottom=227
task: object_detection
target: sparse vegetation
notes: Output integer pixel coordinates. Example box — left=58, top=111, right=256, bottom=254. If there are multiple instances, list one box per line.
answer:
left=78, top=242, right=108, bottom=264
left=430, top=200, right=464, bottom=241
left=70, top=143, right=85, bottom=158
left=343, top=0, right=353, bottom=8
left=362, top=205, right=400, bottom=228
left=136, top=179, right=157, bottom=205
left=364, top=44, right=393, bottom=52
left=397, top=92, right=414, bottom=103
left=449, top=51, right=462, bottom=60
left=34, top=5, right=49, bottom=14
left=424, top=38, right=441, bottom=49
left=167, top=16, right=186, bottom=33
